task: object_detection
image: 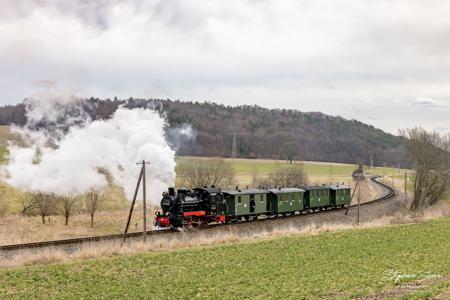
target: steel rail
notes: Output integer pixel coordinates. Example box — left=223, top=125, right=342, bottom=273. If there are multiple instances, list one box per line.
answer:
left=0, top=176, right=395, bottom=253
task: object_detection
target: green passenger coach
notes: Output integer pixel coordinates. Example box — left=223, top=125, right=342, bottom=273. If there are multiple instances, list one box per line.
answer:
left=329, top=184, right=352, bottom=207
left=303, top=185, right=330, bottom=209
left=223, top=189, right=269, bottom=218
left=268, top=188, right=305, bottom=214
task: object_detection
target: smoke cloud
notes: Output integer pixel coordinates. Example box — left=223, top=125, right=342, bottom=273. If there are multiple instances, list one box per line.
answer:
left=4, top=87, right=176, bottom=203
left=166, top=123, right=196, bottom=151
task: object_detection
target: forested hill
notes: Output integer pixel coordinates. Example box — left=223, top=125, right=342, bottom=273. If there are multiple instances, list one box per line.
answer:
left=0, top=98, right=408, bottom=167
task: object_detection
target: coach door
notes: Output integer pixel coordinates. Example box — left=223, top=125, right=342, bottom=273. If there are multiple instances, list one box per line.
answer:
left=249, top=194, right=255, bottom=213
left=266, top=194, right=271, bottom=212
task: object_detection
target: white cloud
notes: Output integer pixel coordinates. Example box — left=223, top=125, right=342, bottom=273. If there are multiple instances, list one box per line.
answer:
left=411, top=97, right=450, bottom=108
left=0, top=0, right=449, bottom=134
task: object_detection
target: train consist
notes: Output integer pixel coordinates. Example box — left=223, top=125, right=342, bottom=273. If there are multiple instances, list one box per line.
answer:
left=154, top=184, right=351, bottom=229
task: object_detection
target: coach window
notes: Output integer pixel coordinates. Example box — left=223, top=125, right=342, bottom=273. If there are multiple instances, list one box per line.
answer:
left=260, top=195, right=264, bottom=202
left=238, top=196, right=242, bottom=204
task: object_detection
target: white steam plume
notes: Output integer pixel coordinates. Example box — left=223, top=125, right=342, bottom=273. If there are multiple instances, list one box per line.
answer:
left=4, top=88, right=176, bottom=203
left=166, top=123, right=197, bottom=151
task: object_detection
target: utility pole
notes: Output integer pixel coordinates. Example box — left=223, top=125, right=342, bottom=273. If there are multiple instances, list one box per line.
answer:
left=369, top=148, right=374, bottom=170
left=231, top=132, right=237, bottom=158
left=137, top=160, right=150, bottom=242
left=123, top=161, right=150, bottom=243
left=357, top=176, right=362, bottom=226
left=329, top=164, right=333, bottom=182
left=345, top=175, right=360, bottom=216
left=123, top=166, right=143, bottom=242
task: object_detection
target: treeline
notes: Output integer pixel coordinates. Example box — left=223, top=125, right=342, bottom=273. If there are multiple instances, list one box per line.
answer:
left=0, top=98, right=409, bottom=167
left=20, top=191, right=102, bottom=227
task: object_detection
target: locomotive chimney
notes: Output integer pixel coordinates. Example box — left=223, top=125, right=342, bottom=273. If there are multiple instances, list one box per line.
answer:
left=168, top=187, right=175, bottom=196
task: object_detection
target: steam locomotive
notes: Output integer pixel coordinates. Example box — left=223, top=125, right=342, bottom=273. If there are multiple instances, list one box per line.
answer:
left=154, top=184, right=351, bottom=229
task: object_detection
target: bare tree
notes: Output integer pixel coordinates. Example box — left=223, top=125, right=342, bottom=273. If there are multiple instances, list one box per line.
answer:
left=0, top=187, right=7, bottom=217
left=23, top=193, right=57, bottom=224
left=59, top=196, right=78, bottom=226
left=281, top=142, right=299, bottom=164
left=400, top=128, right=450, bottom=210
left=85, top=191, right=102, bottom=227
left=21, top=196, right=38, bottom=216
left=176, top=158, right=235, bottom=188
left=257, top=164, right=308, bottom=188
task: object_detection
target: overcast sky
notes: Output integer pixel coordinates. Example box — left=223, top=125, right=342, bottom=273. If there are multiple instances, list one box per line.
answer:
left=1, top=0, right=449, bottom=134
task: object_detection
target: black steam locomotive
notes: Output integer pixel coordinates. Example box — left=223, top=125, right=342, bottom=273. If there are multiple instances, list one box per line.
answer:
left=155, top=186, right=226, bottom=228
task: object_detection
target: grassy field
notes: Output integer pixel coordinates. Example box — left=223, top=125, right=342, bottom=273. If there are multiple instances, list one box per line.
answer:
left=0, top=217, right=449, bottom=299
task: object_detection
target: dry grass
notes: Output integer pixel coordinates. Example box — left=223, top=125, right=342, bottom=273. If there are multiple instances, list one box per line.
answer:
left=0, top=208, right=157, bottom=245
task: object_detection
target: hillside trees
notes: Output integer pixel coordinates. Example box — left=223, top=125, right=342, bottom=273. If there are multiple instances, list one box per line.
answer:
left=0, top=98, right=408, bottom=166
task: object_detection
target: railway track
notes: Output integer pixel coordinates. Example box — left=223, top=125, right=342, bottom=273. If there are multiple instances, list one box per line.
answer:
left=0, top=176, right=395, bottom=253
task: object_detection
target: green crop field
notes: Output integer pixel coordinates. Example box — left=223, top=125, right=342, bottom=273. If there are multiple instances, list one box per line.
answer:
left=176, top=156, right=404, bottom=183
left=1, top=217, right=449, bottom=299
left=176, top=156, right=402, bottom=177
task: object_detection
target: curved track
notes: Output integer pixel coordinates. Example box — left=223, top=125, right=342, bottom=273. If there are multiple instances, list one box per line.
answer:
left=0, top=176, right=395, bottom=253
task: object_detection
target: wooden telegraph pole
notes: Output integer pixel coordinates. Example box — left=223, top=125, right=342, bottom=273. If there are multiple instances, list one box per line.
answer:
left=347, top=164, right=365, bottom=226
left=122, top=160, right=150, bottom=243
left=345, top=176, right=360, bottom=216
left=404, top=169, right=407, bottom=203
left=141, top=160, right=148, bottom=242
left=357, top=176, right=362, bottom=226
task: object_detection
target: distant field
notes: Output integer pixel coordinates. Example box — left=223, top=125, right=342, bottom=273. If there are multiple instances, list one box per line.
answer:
left=176, top=156, right=408, bottom=188
left=1, top=217, right=449, bottom=299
